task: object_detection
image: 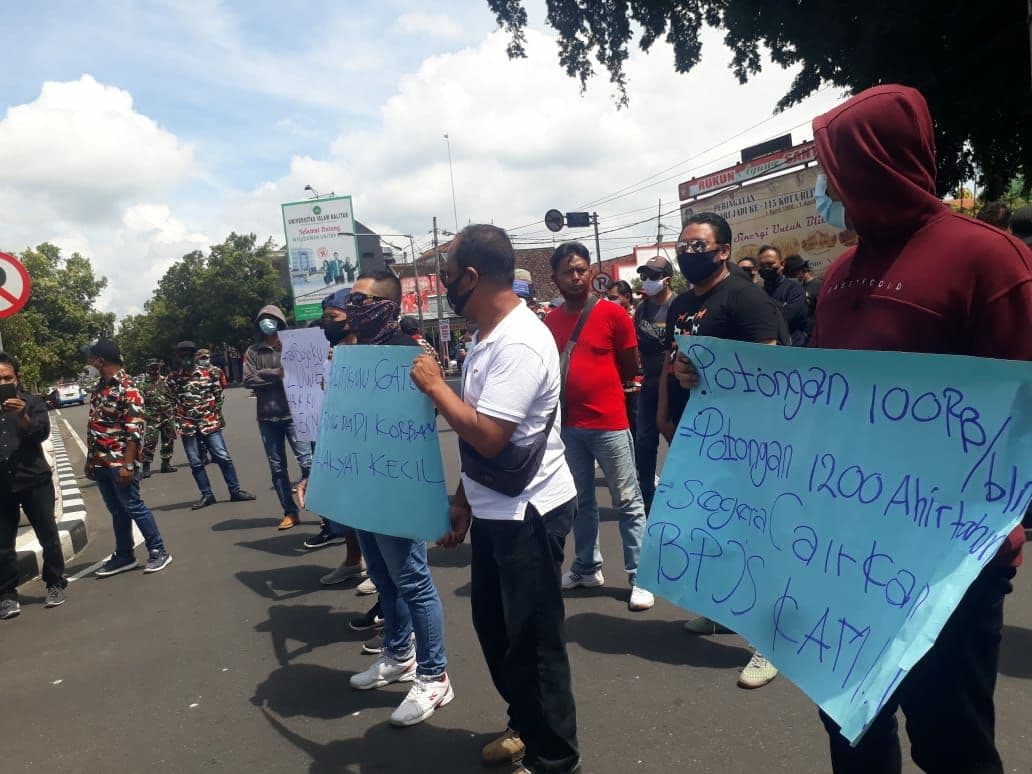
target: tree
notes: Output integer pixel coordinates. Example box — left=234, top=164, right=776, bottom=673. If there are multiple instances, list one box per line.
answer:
left=116, top=233, right=286, bottom=372
left=487, top=0, right=1032, bottom=198
left=0, top=243, right=114, bottom=390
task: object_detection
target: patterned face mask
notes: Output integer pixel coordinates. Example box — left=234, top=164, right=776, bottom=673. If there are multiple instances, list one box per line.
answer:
left=347, top=299, right=401, bottom=344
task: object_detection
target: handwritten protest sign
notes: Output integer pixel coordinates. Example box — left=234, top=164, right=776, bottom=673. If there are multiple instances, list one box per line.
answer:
left=638, top=336, right=1031, bottom=743
left=305, top=345, right=450, bottom=541
left=280, top=328, right=328, bottom=443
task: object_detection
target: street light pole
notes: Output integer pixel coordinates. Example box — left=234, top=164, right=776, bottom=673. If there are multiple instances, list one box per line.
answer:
left=444, top=133, right=459, bottom=233
left=433, top=217, right=449, bottom=366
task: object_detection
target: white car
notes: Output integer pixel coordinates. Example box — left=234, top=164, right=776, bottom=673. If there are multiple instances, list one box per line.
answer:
left=54, top=382, right=85, bottom=407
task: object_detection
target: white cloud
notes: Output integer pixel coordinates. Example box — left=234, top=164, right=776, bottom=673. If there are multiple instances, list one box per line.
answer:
left=395, top=11, right=463, bottom=40
left=0, top=75, right=195, bottom=222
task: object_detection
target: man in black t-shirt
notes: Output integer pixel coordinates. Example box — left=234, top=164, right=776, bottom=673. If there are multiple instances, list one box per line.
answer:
left=656, top=212, right=783, bottom=690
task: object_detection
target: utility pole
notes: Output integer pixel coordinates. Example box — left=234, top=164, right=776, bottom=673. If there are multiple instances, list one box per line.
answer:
left=433, top=217, right=448, bottom=365
left=591, top=212, right=602, bottom=267
left=656, top=198, right=663, bottom=244
left=408, top=234, right=424, bottom=333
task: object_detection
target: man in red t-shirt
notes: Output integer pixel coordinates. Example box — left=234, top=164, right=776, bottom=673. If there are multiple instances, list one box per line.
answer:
left=544, top=243, right=653, bottom=612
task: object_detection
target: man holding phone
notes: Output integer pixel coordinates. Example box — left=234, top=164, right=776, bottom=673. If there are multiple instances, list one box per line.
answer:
left=0, top=353, right=68, bottom=619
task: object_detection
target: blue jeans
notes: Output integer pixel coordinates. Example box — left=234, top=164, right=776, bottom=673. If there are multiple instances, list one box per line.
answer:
left=355, top=529, right=447, bottom=677
left=636, top=382, right=661, bottom=511
left=94, top=466, right=165, bottom=557
left=561, top=426, right=645, bottom=579
left=258, top=420, right=312, bottom=516
left=182, top=430, right=241, bottom=498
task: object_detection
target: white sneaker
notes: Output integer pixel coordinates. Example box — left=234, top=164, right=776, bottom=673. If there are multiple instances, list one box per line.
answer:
left=355, top=577, right=378, bottom=596
left=350, top=650, right=416, bottom=690
left=628, top=585, right=655, bottom=611
left=389, top=672, right=454, bottom=726
left=737, top=651, right=778, bottom=689
left=561, top=569, right=604, bottom=590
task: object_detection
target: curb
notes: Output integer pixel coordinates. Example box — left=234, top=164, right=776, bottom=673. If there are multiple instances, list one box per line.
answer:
left=14, top=423, right=88, bottom=587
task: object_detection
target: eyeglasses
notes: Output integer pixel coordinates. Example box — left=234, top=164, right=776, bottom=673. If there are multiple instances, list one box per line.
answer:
left=638, top=268, right=664, bottom=281
left=676, top=239, right=725, bottom=254
left=346, top=291, right=387, bottom=307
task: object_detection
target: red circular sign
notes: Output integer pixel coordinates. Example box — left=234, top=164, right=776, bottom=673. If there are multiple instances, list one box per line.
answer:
left=0, top=252, right=32, bottom=319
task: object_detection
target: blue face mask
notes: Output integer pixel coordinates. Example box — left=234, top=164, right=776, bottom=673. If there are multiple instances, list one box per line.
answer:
left=815, top=173, right=848, bottom=230
left=259, top=318, right=278, bottom=336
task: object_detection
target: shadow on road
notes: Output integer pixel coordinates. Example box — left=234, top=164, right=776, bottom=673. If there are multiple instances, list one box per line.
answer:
left=428, top=543, right=472, bottom=568
left=255, top=603, right=368, bottom=665
left=999, top=624, right=1032, bottom=680
left=258, top=706, right=492, bottom=774
left=252, top=664, right=395, bottom=719
left=212, top=517, right=288, bottom=531
left=565, top=612, right=751, bottom=668
left=237, top=533, right=309, bottom=557
left=150, top=500, right=197, bottom=512
left=235, top=565, right=335, bottom=601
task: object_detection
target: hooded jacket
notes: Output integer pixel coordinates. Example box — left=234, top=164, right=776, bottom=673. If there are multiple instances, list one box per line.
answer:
left=243, top=305, right=292, bottom=423
left=810, top=84, right=1031, bottom=568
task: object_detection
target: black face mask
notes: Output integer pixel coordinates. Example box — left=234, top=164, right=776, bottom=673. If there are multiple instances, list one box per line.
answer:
left=323, top=320, right=351, bottom=345
left=759, top=266, right=780, bottom=285
left=677, top=249, right=723, bottom=284
left=446, top=268, right=475, bottom=317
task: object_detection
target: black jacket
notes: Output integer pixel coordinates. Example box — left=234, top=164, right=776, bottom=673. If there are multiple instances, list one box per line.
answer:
left=0, top=392, right=52, bottom=492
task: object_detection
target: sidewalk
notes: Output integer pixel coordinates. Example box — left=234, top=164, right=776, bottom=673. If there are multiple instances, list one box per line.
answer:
left=13, top=422, right=89, bottom=586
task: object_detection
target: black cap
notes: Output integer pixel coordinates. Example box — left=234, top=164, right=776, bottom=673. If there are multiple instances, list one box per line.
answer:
left=783, top=254, right=810, bottom=275
left=82, top=339, right=122, bottom=364
left=176, top=340, right=198, bottom=352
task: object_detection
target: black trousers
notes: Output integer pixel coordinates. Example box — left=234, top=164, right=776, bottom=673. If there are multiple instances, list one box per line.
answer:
left=820, top=563, right=1014, bottom=774
left=0, top=478, right=66, bottom=599
left=471, top=499, right=580, bottom=774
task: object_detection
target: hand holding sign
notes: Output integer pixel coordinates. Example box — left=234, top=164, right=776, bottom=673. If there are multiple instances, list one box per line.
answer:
left=638, top=336, right=1031, bottom=743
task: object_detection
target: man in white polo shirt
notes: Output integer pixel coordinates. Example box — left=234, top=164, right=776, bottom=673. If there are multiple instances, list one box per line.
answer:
left=411, top=224, right=580, bottom=774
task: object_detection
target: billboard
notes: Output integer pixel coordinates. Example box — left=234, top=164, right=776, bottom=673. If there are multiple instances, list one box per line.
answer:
left=680, top=166, right=855, bottom=277
left=281, top=196, right=360, bottom=321
left=678, top=141, right=818, bottom=200
left=400, top=275, right=439, bottom=316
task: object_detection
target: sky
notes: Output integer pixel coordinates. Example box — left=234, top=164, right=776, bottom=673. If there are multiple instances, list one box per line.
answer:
left=0, top=0, right=847, bottom=318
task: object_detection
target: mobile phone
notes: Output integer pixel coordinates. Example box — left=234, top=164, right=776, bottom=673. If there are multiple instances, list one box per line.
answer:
left=0, top=383, right=17, bottom=405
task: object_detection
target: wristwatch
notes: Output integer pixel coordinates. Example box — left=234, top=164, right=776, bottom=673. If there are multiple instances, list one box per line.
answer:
left=123, top=461, right=136, bottom=472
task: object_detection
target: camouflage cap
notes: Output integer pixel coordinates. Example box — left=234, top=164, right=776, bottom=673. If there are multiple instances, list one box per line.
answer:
left=196, top=348, right=212, bottom=358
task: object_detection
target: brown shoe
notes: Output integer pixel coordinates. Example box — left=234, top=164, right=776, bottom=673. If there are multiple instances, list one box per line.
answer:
left=277, top=513, right=300, bottom=530
left=483, top=728, right=525, bottom=766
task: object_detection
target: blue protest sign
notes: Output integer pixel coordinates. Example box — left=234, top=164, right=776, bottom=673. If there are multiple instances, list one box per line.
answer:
left=638, top=335, right=1031, bottom=743
left=305, top=345, right=450, bottom=541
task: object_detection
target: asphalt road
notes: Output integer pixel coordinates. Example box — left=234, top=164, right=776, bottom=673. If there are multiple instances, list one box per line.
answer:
left=5, top=390, right=1031, bottom=773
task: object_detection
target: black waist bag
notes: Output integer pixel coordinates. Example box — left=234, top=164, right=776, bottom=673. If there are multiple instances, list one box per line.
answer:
left=458, top=407, right=556, bottom=497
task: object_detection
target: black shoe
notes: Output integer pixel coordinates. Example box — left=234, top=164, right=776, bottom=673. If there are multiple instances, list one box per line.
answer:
left=349, top=603, right=385, bottom=632
left=230, top=490, right=256, bottom=502
left=0, top=598, right=20, bottom=619
left=141, top=463, right=152, bottom=479
left=45, top=586, right=66, bottom=607
left=160, top=461, right=177, bottom=473
left=192, top=494, right=216, bottom=510
left=303, top=528, right=348, bottom=550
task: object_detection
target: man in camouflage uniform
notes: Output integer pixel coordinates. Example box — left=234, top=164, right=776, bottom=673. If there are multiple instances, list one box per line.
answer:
left=140, top=358, right=177, bottom=478
left=167, top=341, right=255, bottom=510
left=82, top=339, right=172, bottom=577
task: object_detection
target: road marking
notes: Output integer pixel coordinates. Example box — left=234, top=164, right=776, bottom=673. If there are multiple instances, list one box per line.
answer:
left=61, top=418, right=88, bottom=457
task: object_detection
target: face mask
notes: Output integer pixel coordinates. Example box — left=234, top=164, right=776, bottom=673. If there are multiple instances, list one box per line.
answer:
left=642, top=278, right=665, bottom=296
left=348, top=299, right=401, bottom=344
left=758, top=266, right=780, bottom=284
left=445, top=269, right=475, bottom=317
left=323, top=320, right=351, bottom=345
left=815, top=173, right=848, bottom=230
left=197, top=358, right=211, bottom=368
left=677, top=249, right=723, bottom=284
left=259, top=318, right=278, bottom=336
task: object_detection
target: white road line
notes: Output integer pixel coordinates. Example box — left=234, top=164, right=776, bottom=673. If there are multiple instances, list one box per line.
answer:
left=61, top=418, right=88, bottom=457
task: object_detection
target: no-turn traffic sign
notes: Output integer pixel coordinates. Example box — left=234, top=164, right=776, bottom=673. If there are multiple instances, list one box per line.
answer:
left=592, top=272, right=612, bottom=293
left=0, top=252, right=31, bottom=319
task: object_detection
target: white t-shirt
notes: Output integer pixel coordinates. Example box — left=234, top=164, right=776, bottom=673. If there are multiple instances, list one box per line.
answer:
left=461, top=303, right=577, bottom=520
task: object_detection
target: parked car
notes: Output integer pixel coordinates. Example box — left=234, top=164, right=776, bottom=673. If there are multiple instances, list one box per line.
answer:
left=53, top=382, right=86, bottom=407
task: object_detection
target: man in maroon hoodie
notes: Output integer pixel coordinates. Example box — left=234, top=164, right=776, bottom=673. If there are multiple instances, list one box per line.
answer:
left=808, top=85, right=1032, bottom=773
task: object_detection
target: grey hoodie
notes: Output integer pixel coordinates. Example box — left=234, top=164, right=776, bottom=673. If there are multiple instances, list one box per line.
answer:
left=242, top=305, right=292, bottom=422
